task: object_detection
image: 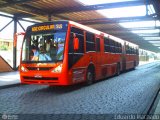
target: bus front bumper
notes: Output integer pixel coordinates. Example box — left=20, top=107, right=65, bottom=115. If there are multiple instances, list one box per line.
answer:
left=20, top=72, right=70, bottom=86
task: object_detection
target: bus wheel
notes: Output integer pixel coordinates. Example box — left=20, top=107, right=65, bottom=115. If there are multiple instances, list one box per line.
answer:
left=116, top=63, right=120, bottom=76
left=86, top=69, right=94, bottom=85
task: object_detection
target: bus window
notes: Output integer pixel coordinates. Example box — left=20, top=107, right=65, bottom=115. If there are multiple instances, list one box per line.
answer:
left=110, top=39, right=115, bottom=53
left=117, top=43, right=122, bottom=53
left=22, top=36, right=30, bottom=61
left=96, top=38, right=100, bottom=52
left=104, top=37, right=110, bottom=52
left=115, top=42, right=121, bottom=53
left=69, top=27, right=84, bottom=53
left=126, top=45, right=129, bottom=54
left=86, top=32, right=95, bottom=52
left=54, top=32, right=66, bottom=60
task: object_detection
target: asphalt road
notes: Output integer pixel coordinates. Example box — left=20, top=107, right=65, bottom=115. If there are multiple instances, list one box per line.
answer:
left=0, top=62, right=160, bottom=119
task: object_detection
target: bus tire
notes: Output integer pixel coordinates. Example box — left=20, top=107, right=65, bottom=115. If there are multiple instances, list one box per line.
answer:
left=116, top=63, right=120, bottom=76
left=86, top=68, right=94, bottom=85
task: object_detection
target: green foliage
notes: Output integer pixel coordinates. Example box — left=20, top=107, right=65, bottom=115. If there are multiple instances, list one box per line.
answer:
left=0, top=45, right=8, bottom=51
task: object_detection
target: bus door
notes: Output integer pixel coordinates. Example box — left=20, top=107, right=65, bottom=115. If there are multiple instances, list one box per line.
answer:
left=68, top=27, right=85, bottom=82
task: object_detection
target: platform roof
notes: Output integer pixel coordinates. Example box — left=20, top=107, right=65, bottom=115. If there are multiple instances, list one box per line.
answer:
left=0, top=0, right=160, bottom=52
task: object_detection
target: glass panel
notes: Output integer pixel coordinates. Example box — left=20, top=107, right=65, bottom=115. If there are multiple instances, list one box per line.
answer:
left=22, top=32, right=66, bottom=63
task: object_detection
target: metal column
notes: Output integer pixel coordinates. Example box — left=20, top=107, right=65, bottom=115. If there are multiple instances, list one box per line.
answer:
left=13, top=17, right=17, bottom=70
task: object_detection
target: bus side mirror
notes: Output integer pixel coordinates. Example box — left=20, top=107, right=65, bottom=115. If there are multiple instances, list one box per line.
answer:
left=73, top=37, right=79, bottom=51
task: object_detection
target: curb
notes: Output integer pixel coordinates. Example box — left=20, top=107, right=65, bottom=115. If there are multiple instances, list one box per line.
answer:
left=148, top=88, right=160, bottom=115
left=0, top=83, right=22, bottom=89
left=153, top=92, right=160, bottom=114
left=144, top=87, right=160, bottom=116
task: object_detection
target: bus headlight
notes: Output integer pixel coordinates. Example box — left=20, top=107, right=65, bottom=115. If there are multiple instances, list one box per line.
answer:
left=52, top=64, right=62, bottom=73
left=21, top=66, right=28, bottom=72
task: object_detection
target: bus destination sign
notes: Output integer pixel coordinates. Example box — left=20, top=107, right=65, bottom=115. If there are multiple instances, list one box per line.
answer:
left=32, top=25, right=54, bottom=32
left=31, top=24, right=63, bottom=32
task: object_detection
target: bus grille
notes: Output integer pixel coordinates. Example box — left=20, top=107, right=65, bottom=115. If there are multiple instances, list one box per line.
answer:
left=23, top=76, right=58, bottom=80
left=26, top=67, right=53, bottom=71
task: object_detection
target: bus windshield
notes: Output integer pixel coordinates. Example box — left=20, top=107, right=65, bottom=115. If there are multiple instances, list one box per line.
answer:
left=21, top=32, right=66, bottom=63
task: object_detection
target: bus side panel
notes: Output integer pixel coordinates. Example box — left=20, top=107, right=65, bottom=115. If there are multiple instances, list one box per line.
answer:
left=125, top=54, right=139, bottom=70
left=95, top=51, right=102, bottom=80
left=68, top=52, right=97, bottom=84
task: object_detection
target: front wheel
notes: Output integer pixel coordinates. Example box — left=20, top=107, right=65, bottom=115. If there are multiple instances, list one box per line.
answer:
left=86, top=69, right=94, bottom=85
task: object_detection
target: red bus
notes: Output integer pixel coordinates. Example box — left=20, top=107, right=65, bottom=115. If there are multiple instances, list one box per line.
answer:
left=19, top=20, right=139, bottom=86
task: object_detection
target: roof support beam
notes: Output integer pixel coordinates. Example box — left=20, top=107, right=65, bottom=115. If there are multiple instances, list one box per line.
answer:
left=138, top=33, right=159, bottom=37
left=0, top=13, right=13, bottom=18
left=0, top=0, right=38, bottom=8
left=152, top=44, right=160, bottom=46
left=50, top=1, right=145, bottom=14
left=19, top=18, right=39, bottom=23
left=103, top=30, right=134, bottom=33
left=141, top=36, right=160, bottom=37
left=0, top=12, right=39, bottom=23
left=17, top=20, right=25, bottom=32
left=145, top=40, right=160, bottom=41
left=99, top=27, right=160, bottom=31
left=78, top=16, right=156, bottom=25
left=0, top=19, right=13, bottom=32
left=14, top=4, right=69, bottom=20
left=0, top=2, right=69, bottom=21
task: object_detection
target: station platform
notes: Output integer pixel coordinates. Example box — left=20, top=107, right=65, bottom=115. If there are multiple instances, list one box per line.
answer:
left=0, top=71, right=20, bottom=89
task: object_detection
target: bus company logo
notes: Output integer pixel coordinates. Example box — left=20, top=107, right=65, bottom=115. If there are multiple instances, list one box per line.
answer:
left=34, top=74, right=42, bottom=78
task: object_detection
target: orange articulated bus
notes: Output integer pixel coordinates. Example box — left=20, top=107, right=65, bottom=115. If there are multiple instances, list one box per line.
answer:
left=19, top=20, right=139, bottom=86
